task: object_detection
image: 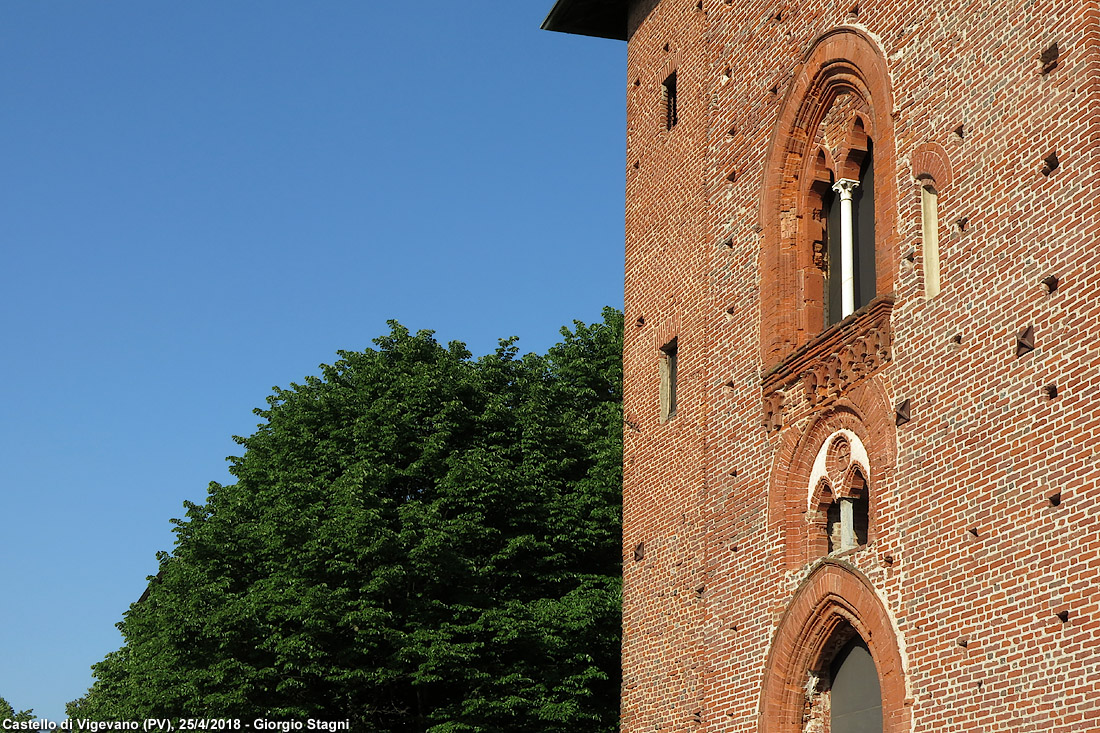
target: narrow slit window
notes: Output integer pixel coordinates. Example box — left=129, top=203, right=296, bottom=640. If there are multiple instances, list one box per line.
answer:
left=660, top=337, right=678, bottom=420
left=920, top=183, right=941, bottom=298
left=662, top=72, right=678, bottom=130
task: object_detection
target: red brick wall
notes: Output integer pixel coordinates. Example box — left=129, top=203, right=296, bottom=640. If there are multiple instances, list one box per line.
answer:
left=619, top=1, right=1100, bottom=731
left=622, top=1, right=709, bottom=729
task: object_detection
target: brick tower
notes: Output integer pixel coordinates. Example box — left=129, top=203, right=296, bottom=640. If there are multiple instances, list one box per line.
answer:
left=544, top=1, right=1100, bottom=732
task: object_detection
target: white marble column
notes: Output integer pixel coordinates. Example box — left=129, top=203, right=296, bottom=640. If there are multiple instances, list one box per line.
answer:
left=832, top=178, right=860, bottom=318
left=840, top=498, right=856, bottom=551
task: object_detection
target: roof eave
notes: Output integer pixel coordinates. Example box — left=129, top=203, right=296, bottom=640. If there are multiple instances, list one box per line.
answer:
left=541, top=0, right=629, bottom=41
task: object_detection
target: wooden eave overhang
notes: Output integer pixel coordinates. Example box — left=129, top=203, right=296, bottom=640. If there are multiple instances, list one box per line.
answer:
left=541, top=0, right=629, bottom=41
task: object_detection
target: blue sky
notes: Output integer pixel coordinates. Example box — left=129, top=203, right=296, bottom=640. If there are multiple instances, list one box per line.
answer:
left=0, top=3, right=624, bottom=719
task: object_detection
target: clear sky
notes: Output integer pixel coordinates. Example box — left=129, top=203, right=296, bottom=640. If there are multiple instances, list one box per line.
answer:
left=0, top=3, right=624, bottom=719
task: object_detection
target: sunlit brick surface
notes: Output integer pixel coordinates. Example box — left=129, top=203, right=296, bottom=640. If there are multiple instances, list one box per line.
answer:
left=618, top=2, right=1100, bottom=731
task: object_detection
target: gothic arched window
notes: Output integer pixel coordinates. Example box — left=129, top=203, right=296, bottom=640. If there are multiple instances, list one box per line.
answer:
left=759, top=563, right=907, bottom=733
left=759, top=28, right=898, bottom=368
left=809, top=432, right=872, bottom=557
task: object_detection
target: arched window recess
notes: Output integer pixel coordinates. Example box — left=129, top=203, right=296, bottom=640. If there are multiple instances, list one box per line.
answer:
left=911, top=141, right=954, bottom=301
left=758, top=562, right=909, bottom=733
left=759, top=28, right=898, bottom=372
left=808, top=431, right=872, bottom=557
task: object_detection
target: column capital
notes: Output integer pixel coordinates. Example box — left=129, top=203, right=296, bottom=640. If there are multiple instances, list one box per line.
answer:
left=832, top=178, right=860, bottom=197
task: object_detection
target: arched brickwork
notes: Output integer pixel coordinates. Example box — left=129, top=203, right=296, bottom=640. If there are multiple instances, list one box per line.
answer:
left=759, top=27, right=898, bottom=368
left=910, top=141, right=953, bottom=188
left=758, top=561, right=909, bottom=733
left=768, top=380, right=896, bottom=569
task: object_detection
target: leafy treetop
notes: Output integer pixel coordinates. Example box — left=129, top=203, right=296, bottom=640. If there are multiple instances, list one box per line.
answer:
left=70, top=309, right=623, bottom=733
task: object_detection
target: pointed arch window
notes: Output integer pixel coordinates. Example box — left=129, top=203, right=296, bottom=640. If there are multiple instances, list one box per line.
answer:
left=759, top=562, right=908, bottom=733
left=801, top=628, right=885, bottom=732
left=758, top=28, right=898, bottom=367
left=809, top=432, right=873, bottom=557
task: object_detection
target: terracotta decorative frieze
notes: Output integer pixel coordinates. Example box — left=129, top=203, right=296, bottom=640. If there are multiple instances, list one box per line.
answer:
left=762, top=296, right=894, bottom=431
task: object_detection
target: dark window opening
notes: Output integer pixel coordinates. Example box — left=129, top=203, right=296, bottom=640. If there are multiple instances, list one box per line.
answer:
left=663, top=72, right=679, bottom=130
left=852, top=492, right=869, bottom=546
left=660, top=338, right=678, bottom=420
left=829, top=638, right=883, bottom=733
left=825, top=182, right=841, bottom=325
left=826, top=500, right=842, bottom=553
left=854, top=141, right=876, bottom=310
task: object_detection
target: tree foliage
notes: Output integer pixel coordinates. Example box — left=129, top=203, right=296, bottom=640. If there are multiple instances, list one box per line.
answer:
left=71, top=309, right=623, bottom=732
left=0, top=697, right=34, bottom=723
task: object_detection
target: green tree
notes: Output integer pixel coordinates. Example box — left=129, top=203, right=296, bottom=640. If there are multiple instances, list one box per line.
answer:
left=71, top=309, right=623, bottom=732
left=0, top=696, right=34, bottom=723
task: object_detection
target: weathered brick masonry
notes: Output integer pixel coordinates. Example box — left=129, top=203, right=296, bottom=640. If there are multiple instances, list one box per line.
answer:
left=544, top=1, right=1100, bottom=731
